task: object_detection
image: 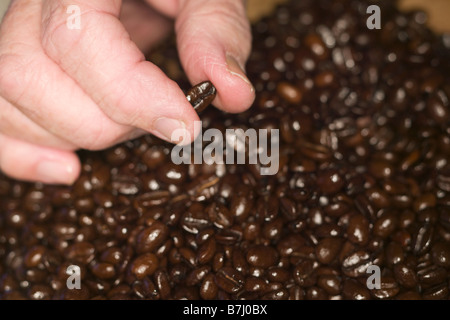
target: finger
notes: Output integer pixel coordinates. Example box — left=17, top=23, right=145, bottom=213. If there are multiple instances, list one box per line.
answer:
left=41, top=0, right=200, bottom=143
left=0, top=0, right=137, bottom=151
left=0, top=133, right=80, bottom=184
left=0, top=96, right=78, bottom=149
left=120, top=0, right=173, bottom=53
left=176, top=0, right=255, bottom=113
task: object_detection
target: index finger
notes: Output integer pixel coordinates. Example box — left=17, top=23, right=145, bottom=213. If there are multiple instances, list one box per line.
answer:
left=41, top=0, right=200, bottom=143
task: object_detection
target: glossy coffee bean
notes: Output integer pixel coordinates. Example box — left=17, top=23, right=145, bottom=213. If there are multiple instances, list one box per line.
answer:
left=186, top=81, right=217, bottom=113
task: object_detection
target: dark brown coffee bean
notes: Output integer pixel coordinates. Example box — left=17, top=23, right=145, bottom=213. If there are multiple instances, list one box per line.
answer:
left=315, top=71, right=335, bottom=88
left=197, top=238, right=217, bottom=265
left=154, top=269, right=171, bottom=299
left=431, top=242, right=450, bottom=267
left=24, top=246, right=46, bottom=268
left=385, top=242, right=404, bottom=266
left=315, top=237, right=343, bottom=265
left=244, top=276, right=267, bottom=293
left=90, top=262, right=116, bottom=280
left=341, top=250, right=373, bottom=278
left=371, top=277, right=400, bottom=299
left=186, top=266, right=210, bottom=286
left=347, top=214, right=370, bottom=246
left=130, top=253, right=159, bottom=280
left=141, top=146, right=166, bottom=170
left=317, top=275, right=341, bottom=295
left=393, top=264, right=417, bottom=289
left=246, top=245, right=278, bottom=268
left=342, top=279, right=371, bottom=300
left=200, top=273, right=218, bottom=300
left=422, top=283, right=449, bottom=300
left=136, top=221, right=169, bottom=254
left=277, top=82, right=303, bottom=104
left=304, top=33, right=328, bottom=59
left=413, top=223, right=434, bottom=255
left=206, top=203, right=233, bottom=229
left=65, top=242, right=95, bottom=265
left=293, top=260, right=316, bottom=287
left=267, top=267, right=290, bottom=283
left=305, top=286, right=328, bottom=300
left=317, top=169, right=345, bottom=194
left=186, top=81, right=217, bottom=113
left=417, top=265, right=447, bottom=288
left=214, top=267, right=245, bottom=294
left=373, top=211, right=398, bottom=238
left=396, top=291, right=422, bottom=300
left=28, top=284, right=53, bottom=300
left=369, top=160, right=394, bottom=179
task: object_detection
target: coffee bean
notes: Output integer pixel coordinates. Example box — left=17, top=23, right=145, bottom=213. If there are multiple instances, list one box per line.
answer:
left=130, top=253, right=159, bottom=279
left=371, top=277, right=400, bottom=299
left=315, top=237, right=343, bottom=265
left=136, top=222, right=169, bottom=254
left=317, top=275, right=341, bottom=295
left=347, top=214, right=370, bottom=245
left=214, top=267, right=245, bottom=294
left=317, top=169, right=345, bottom=194
left=246, top=245, right=278, bottom=268
left=186, top=81, right=217, bottom=113
left=90, top=262, right=116, bottom=280
left=200, top=273, right=218, bottom=299
left=277, top=82, right=303, bottom=104
left=393, top=264, right=417, bottom=289
left=342, top=279, right=371, bottom=300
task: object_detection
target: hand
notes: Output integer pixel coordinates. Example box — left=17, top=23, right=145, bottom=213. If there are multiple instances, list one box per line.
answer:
left=0, top=0, right=254, bottom=184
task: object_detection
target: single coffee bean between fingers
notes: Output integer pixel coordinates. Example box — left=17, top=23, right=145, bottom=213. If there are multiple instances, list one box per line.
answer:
left=186, top=81, right=217, bottom=113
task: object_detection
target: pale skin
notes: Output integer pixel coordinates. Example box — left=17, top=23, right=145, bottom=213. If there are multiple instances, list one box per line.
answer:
left=0, top=0, right=255, bottom=184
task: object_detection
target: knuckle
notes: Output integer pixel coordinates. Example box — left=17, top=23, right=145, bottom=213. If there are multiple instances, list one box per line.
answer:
left=0, top=53, right=29, bottom=102
left=75, top=121, right=130, bottom=151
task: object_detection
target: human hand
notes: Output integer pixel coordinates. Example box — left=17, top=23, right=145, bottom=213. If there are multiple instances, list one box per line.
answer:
left=0, top=0, right=254, bottom=184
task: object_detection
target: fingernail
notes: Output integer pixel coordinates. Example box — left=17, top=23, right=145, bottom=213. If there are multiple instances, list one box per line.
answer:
left=36, top=160, right=76, bottom=185
left=226, top=54, right=255, bottom=92
left=152, top=117, right=189, bottom=144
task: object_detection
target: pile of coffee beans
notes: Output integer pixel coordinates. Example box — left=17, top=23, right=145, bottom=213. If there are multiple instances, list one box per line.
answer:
left=1, top=0, right=450, bottom=300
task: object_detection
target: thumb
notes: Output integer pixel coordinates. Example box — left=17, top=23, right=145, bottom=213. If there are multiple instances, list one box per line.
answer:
left=174, top=0, right=255, bottom=113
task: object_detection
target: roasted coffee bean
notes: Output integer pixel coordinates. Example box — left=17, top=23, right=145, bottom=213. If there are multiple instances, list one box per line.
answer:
left=277, top=82, right=303, bottom=104
left=214, top=267, right=245, bottom=294
left=342, top=279, right=371, bottom=300
left=130, top=253, right=159, bottom=280
left=186, top=81, right=217, bottom=113
left=200, top=273, right=218, bottom=300
left=246, top=245, right=278, bottom=268
left=317, top=169, right=345, bottom=194
left=315, top=237, right=343, bottom=265
left=371, top=277, right=400, bottom=299
left=417, top=265, right=447, bottom=287
left=317, top=275, right=341, bottom=295
left=136, top=222, right=169, bottom=254
left=422, top=283, right=449, bottom=300
left=347, top=214, right=370, bottom=245
left=393, top=264, right=417, bottom=289
left=341, top=250, right=373, bottom=278
left=244, top=276, right=267, bottom=292
left=90, top=262, right=116, bottom=280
